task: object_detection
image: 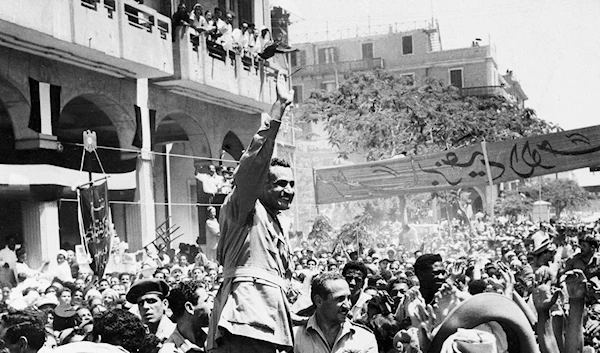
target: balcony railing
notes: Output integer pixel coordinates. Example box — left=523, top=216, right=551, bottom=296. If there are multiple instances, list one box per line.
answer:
left=0, top=0, right=173, bottom=78
left=460, top=85, right=516, bottom=103
left=299, top=58, right=385, bottom=76
left=154, top=27, right=283, bottom=113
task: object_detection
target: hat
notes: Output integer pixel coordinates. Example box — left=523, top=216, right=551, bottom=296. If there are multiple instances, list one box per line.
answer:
left=387, top=247, right=397, bottom=257
left=57, top=249, right=68, bottom=258
left=126, top=279, right=169, bottom=304
left=35, top=294, right=59, bottom=309
left=504, top=251, right=516, bottom=259
left=531, top=231, right=555, bottom=256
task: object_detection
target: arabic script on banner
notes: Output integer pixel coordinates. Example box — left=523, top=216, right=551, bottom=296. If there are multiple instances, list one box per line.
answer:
left=78, top=181, right=112, bottom=278
left=314, top=125, right=600, bottom=204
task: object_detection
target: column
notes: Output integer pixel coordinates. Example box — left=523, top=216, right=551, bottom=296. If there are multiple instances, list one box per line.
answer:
left=21, top=201, right=60, bottom=268
left=133, top=78, right=156, bottom=251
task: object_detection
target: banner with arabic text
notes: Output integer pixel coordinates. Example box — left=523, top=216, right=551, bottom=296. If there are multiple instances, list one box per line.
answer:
left=78, top=181, right=112, bottom=278
left=314, top=125, right=600, bottom=204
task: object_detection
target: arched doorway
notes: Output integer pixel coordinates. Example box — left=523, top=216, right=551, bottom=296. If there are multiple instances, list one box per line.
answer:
left=222, top=131, right=245, bottom=162
left=0, top=82, right=23, bottom=247
left=154, top=113, right=211, bottom=251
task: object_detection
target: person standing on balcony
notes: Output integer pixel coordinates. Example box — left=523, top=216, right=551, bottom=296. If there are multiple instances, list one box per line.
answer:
left=219, top=13, right=235, bottom=50
left=207, top=73, right=295, bottom=353
left=232, top=22, right=251, bottom=54
left=190, top=4, right=207, bottom=34
left=171, top=3, right=191, bottom=42
left=213, top=8, right=226, bottom=41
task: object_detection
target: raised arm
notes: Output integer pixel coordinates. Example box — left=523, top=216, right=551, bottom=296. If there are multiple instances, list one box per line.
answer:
left=564, top=269, right=586, bottom=353
left=532, top=283, right=560, bottom=353
left=227, top=73, right=293, bottom=221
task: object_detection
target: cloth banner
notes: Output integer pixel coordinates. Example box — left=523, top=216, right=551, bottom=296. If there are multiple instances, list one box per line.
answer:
left=78, top=181, right=112, bottom=278
left=314, top=125, right=600, bottom=204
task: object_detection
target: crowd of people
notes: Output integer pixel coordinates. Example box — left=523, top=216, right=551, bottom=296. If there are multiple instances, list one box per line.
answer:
left=3, top=72, right=600, bottom=353
left=171, top=2, right=276, bottom=57
left=1, top=217, right=600, bottom=353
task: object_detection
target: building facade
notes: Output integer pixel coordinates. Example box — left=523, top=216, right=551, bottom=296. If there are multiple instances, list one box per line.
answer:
left=289, top=21, right=528, bottom=230
left=0, top=0, right=288, bottom=268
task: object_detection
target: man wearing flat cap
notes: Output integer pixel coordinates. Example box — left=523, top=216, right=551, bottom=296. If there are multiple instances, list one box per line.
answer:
left=127, top=278, right=176, bottom=341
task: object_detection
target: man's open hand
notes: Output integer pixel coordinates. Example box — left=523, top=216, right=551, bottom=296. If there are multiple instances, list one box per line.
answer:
left=276, top=72, right=294, bottom=106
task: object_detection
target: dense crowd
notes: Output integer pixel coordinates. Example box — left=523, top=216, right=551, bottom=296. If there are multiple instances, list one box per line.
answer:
left=1, top=216, right=600, bottom=353
left=171, top=2, right=278, bottom=57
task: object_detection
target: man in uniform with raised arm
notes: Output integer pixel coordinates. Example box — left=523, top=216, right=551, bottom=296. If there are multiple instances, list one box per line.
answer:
left=207, top=73, right=295, bottom=353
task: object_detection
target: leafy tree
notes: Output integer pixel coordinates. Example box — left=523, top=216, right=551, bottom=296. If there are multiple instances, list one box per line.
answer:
left=336, top=212, right=374, bottom=249
left=307, top=215, right=334, bottom=243
left=297, top=71, right=556, bottom=161
left=521, top=179, right=591, bottom=219
left=494, top=189, right=532, bottom=220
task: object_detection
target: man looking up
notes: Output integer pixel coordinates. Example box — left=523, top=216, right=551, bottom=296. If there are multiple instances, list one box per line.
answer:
left=294, top=272, right=377, bottom=353
left=341, top=261, right=371, bottom=322
left=207, top=73, right=295, bottom=353
left=126, top=278, right=175, bottom=341
left=161, top=280, right=214, bottom=353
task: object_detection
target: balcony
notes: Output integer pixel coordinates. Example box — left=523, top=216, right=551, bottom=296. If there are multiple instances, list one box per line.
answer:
left=154, top=27, right=281, bottom=114
left=460, top=85, right=516, bottom=103
left=299, top=58, right=385, bottom=77
left=0, top=0, right=173, bottom=78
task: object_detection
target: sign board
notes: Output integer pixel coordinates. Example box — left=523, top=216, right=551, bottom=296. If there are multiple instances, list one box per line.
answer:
left=314, top=125, right=600, bottom=204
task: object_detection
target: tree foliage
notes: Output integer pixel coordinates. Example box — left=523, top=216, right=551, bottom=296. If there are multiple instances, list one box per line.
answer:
left=521, top=179, right=592, bottom=219
left=494, top=189, right=532, bottom=220
left=307, top=215, right=334, bottom=242
left=297, top=70, right=556, bottom=160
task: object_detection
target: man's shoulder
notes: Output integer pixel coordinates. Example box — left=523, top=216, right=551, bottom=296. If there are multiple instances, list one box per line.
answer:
left=348, top=320, right=373, bottom=335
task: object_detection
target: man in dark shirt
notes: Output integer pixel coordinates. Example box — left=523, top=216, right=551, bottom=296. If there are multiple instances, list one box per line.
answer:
left=172, top=3, right=191, bottom=42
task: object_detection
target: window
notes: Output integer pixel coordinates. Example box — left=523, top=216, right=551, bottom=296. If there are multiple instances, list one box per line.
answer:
left=449, top=69, right=463, bottom=88
left=318, top=47, right=337, bottom=64
left=291, top=50, right=306, bottom=67
left=400, top=73, right=415, bottom=86
left=238, top=0, right=253, bottom=30
left=402, top=35, right=413, bottom=55
left=362, top=43, right=373, bottom=59
left=293, top=85, right=304, bottom=104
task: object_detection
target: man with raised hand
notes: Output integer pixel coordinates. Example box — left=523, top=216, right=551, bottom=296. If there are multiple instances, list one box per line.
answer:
left=207, top=73, right=295, bottom=353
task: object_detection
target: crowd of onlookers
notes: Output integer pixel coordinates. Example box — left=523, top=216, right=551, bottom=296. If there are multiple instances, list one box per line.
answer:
left=171, top=2, right=276, bottom=57
left=2, top=216, right=600, bottom=352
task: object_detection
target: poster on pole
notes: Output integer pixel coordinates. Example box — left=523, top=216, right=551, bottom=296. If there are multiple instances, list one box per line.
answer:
left=78, top=180, right=112, bottom=278
left=314, top=125, right=600, bottom=204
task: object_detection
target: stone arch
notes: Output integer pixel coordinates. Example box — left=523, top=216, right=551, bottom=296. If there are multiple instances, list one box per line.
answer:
left=471, top=186, right=486, bottom=214
left=153, top=112, right=211, bottom=249
left=0, top=74, right=29, bottom=144
left=222, top=130, right=245, bottom=161
left=58, top=93, right=132, bottom=149
left=155, top=112, right=211, bottom=158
